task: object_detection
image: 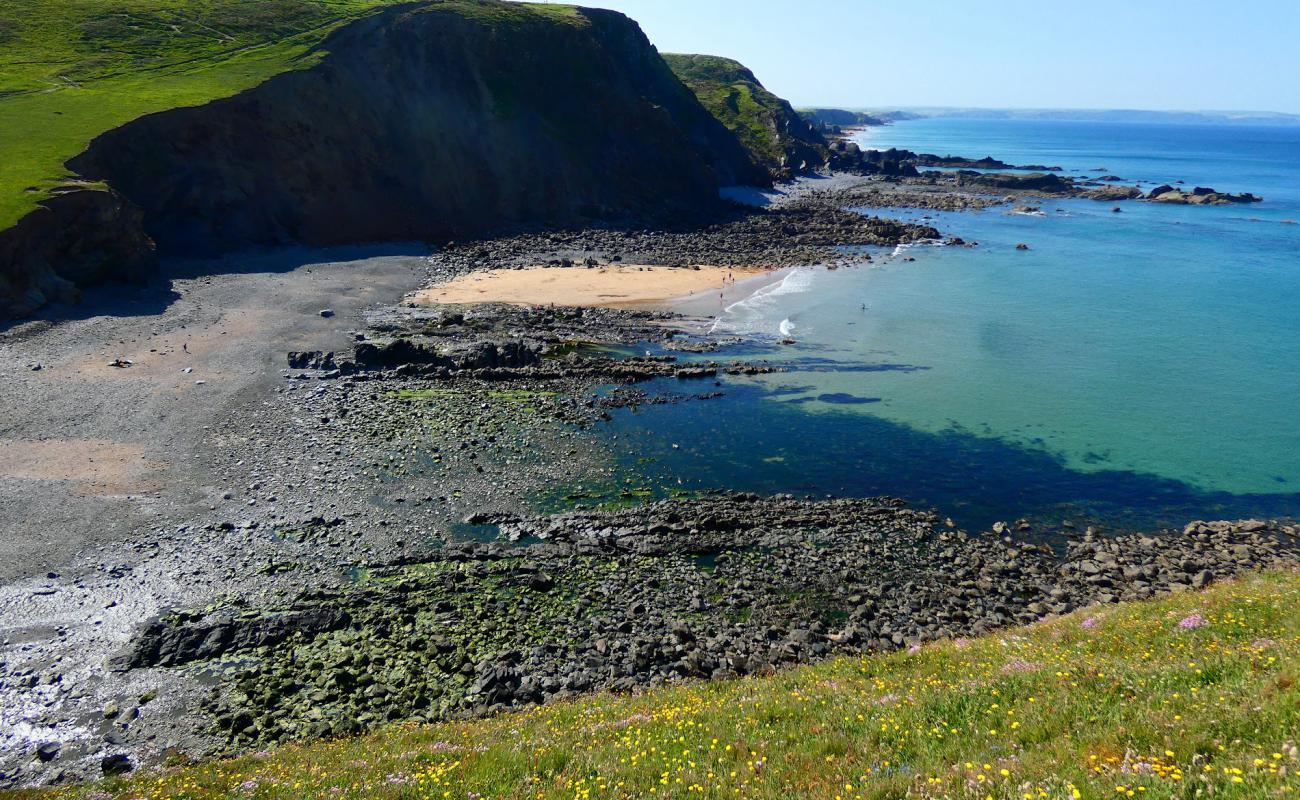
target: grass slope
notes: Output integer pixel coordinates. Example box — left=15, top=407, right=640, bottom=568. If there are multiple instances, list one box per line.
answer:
left=9, top=570, right=1298, bottom=799
left=663, top=53, right=822, bottom=176
left=0, top=0, right=581, bottom=232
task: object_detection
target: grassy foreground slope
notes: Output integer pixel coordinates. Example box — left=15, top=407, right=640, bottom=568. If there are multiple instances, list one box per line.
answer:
left=9, top=570, right=1298, bottom=800
left=663, top=53, right=825, bottom=177
left=0, top=0, right=582, bottom=232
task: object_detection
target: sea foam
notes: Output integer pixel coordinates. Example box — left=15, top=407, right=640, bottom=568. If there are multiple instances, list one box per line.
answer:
left=710, top=267, right=815, bottom=336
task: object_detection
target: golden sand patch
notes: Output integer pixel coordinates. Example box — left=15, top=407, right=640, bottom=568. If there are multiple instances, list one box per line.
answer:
left=409, top=265, right=769, bottom=309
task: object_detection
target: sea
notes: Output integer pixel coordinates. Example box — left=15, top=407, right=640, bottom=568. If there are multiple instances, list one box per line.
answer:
left=586, top=118, right=1300, bottom=535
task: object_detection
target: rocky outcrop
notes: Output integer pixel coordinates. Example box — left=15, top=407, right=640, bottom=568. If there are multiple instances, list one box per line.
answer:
left=352, top=338, right=542, bottom=372
left=913, top=154, right=1062, bottom=171
left=663, top=53, right=827, bottom=179
left=1084, top=184, right=1144, bottom=201
left=826, top=143, right=920, bottom=176
left=2, top=2, right=768, bottom=320
left=126, top=606, right=353, bottom=669
left=0, top=189, right=155, bottom=320
left=1147, top=186, right=1263, bottom=204
left=952, top=170, right=1075, bottom=192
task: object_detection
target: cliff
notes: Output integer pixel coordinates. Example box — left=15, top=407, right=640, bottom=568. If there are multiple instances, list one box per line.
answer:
left=0, top=189, right=155, bottom=319
left=0, top=1, right=767, bottom=319
left=663, top=53, right=827, bottom=179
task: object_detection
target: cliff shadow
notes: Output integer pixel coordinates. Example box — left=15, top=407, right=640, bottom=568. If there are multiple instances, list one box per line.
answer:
left=597, top=378, right=1300, bottom=536
left=0, top=242, right=430, bottom=334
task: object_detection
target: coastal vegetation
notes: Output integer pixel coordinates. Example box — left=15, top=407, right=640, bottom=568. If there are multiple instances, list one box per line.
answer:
left=6, top=570, right=1296, bottom=799
left=663, top=53, right=826, bottom=177
left=0, top=0, right=381, bottom=231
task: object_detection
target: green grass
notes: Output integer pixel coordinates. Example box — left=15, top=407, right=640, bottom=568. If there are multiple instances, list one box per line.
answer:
left=0, top=0, right=580, bottom=231
left=663, top=53, right=817, bottom=172
left=9, top=569, right=1298, bottom=799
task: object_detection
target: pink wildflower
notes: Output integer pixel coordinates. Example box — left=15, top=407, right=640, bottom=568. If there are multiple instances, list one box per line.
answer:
left=1178, top=613, right=1208, bottom=629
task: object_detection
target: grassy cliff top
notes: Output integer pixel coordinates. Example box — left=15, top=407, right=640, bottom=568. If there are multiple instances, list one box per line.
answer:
left=7, top=570, right=1297, bottom=799
left=661, top=53, right=761, bottom=87
left=663, top=52, right=820, bottom=175
left=0, top=0, right=581, bottom=232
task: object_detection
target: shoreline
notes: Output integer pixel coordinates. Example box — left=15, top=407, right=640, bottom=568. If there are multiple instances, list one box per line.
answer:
left=3, top=169, right=1295, bottom=788
left=407, top=263, right=775, bottom=310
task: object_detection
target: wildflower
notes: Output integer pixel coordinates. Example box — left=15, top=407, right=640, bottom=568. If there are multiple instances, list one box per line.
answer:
left=1178, top=614, right=1208, bottom=629
left=1082, top=617, right=1099, bottom=629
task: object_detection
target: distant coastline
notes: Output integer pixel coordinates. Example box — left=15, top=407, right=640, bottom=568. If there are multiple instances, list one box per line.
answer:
left=811, top=106, right=1300, bottom=127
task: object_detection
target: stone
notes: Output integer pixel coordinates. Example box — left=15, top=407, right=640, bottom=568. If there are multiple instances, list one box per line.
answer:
left=101, top=753, right=133, bottom=776
left=34, top=742, right=60, bottom=762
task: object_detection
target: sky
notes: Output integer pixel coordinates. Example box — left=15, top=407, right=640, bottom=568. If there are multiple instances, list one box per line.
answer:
left=531, top=0, right=1300, bottom=114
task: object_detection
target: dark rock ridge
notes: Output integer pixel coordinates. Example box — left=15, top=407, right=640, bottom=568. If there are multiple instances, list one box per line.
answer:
left=127, top=606, right=353, bottom=669
left=288, top=302, right=783, bottom=387
left=1147, top=185, right=1263, bottom=204
left=951, top=170, right=1075, bottom=192
left=663, top=53, right=827, bottom=179
left=1, top=1, right=768, bottom=320
left=825, top=143, right=921, bottom=176
left=913, top=154, right=1062, bottom=171
left=815, top=146, right=1063, bottom=178
left=414, top=202, right=942, bottom=278
left=122, top=496, right=1297, bottom=751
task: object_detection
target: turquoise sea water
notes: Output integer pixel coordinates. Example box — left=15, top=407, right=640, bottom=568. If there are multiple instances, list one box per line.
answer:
left=599, top=119, right=1300, bottom=533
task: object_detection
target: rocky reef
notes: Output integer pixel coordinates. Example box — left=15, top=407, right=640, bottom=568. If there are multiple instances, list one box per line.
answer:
left=912, top=153, right=1062, bottom=171
left=124, top=497, right=1297, bottom=751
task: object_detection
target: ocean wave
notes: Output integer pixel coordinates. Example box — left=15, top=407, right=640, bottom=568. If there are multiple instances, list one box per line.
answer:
left=710, top=267, right=815, bottom=336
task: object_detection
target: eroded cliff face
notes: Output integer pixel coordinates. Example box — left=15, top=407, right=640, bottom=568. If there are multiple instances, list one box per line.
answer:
left=0, top=189, right=155, bottom=320
left=0, top=2, right=767, bottom=320
left=68, top=3, right=766, bottom=258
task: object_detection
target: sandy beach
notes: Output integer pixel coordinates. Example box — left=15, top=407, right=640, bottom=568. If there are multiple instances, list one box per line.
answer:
left=409, top=264, right=771, bottom=308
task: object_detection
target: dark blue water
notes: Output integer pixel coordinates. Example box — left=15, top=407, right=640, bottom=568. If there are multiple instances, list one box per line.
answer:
left=595, top=119, right=1300, bottom=533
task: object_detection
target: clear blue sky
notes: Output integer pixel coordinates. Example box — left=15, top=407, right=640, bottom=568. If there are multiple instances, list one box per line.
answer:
left=533, top=0, right=1300, bottom=114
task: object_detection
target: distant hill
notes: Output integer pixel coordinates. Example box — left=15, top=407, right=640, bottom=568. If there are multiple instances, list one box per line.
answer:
left=663, top=53, right=826, bottom=179
left=798, top=108, right=887, bottom=128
